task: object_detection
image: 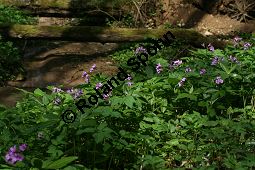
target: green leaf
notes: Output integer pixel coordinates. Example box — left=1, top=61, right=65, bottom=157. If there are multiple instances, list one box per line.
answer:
left=143, top=117, right=154, bottom=122
left=145, top=65, right=154, bottom=78
left=76, top=127, right=96, bottom=135
left=175, top=93, right=197, bottom=101
left=63, top=166, right=77, bottom=170
left=42, top=96, right=49, bottom=105
left=45, top=156, right=78, bottom=169
left=31, top=158, right=43, bottom=168
left=167, top=139, right=179, bottom=146
left=155, top=58, right=168, bottom=67
left=123, top=96, right=136, bottom=108
left=189, top=86, right=194, bottom=94
left=110, top=96, right=123, bottom=106
left=34, top=88, right=45, bottom=97
left=203, top=121, right=218, bottom=127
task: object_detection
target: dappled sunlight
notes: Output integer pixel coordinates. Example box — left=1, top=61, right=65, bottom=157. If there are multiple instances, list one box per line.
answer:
left=0, top=0, right=255, bottom=169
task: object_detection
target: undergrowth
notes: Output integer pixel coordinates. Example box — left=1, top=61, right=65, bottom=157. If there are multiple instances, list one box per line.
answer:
left=0, top=33, right=254, bottom=169
left=0, top=5, right=35, bottom=85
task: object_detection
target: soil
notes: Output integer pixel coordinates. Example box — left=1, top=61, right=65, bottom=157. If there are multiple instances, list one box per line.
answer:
left=7, top=41, right=120, bottom=88
left=163, top=0, right=255, bottom=35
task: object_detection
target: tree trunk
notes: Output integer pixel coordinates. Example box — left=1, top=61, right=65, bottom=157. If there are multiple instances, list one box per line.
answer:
left=0, top=24, right=228, bottom=48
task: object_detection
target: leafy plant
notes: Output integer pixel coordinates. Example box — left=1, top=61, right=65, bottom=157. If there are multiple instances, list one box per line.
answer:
left=0, top=5, right=35, bottom=85
left=0, top=35, right=255, bottom=169
left=0, top=5, right=36, bottom=24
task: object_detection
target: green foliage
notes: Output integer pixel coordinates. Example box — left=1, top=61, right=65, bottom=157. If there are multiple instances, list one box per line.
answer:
left=0, top=38, right=24, bottom=85
left=0, top=5, right=35, bottom=84
left=0, top=35, right=255, bottom=169
left=0, top=5, right=35, bottom=24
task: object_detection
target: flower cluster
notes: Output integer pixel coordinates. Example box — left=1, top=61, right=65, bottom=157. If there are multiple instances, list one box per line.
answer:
left=82, top=71, right=90, bottom=83
left=243, top=42, right=252, bottom=50
left=229, top=55, right=239, bottom=63
left=178, top=78, right=186, bottom=87
left=185, top=67, right=192, bottom=73
left=215, top=76, right=224, bottom=85
left=90, top=64, right=96, bottom=73
left=207, top=43, right=215, bottom=52
left=211, top=56, right=220, bottom=65
left=172, top=60, right=182, bottom=66
left=5, top=144, right=27, bottom=165
left=234, top=36, right=242, bottom=43
left=169, top=60, right=183, bottom=70
left=135, top=46, right=148, bottom=55
left=53, top=97, right=61, bottom=105
left=82, top=64, right=97, bottom=83
left=103, top=92, right=112, bottom=100
left=66, top=88, right=83, bottom=99
left=95, top=82, right=103, bottom=90
left=156, top=39, right=247, bottom=88
left=233, top=36, right=252, bottom=50
left=233, top=36, right=242, bottom=47
left=94, top=82, right=113, bottom=100
left=200, top=68, right=206, bottom=75
left=52, top=87, right=63, bottom=93
left=125, top=74, right=133, bottom=86
left=156, top=63, right=163, bottom=74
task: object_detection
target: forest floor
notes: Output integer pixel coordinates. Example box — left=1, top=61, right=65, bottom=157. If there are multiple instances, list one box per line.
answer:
left=1, top=2, right=254, bottom=107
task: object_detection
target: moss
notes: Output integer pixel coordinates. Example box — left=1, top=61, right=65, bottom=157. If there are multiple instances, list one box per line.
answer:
left=0, top=24, right=228, bottom=48
left=0, top=0, right=108, bottom=9
left=37, top=0, right=70, bottom=9
left=11, top=25, right=40, bottom=37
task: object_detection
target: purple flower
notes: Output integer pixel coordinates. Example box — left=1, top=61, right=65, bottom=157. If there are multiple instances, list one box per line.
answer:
left=135, top=46, right=148, bottom=55
left=156, top=63, right=163, bottom=74
left=5, top=145, right=25, bottom=165
left=95, top=82, right=103, bottom=90
left=200, top=68, right=206, bottom=75
left=208, top=43, right=215, bottom=52
left=185, top=67, right=192, bottom=73
left=102, top=90, right=112, bottom=100
left=127, top=82, right=133, bottom=86
left=125, top=74, right=132, bottom=81
left=73, top=89, right=83, bottom=99
left=243, top=42, right=251, bottom=50
left=229, top=55, right=238, bottom=63
left=103, top=94, right=110, bottom=100
left=172, top=60, right=182, bottom=67
left=84, top=74, right=90, bottom=83
left=9, top=146, right=16, bottom=153
left=52, top=87, right=63, bottom=93
left=66, top=88, right=74, bottom=94
left=234, top=36, right=242, bottom=42
left=178, top=77, right=186, bottom=87
left=211, top=56, right=220, bottom=65
left=82, top=71, right=88, bottom=78
left=5, top=152, right=23, bottom=165
left=89, top=64, right=96, bottom=73
left=53, top=97, right=61, bottom=105
left=233, top=36, right=242, bottom=43
left=233, top=36, right=242, bottom=47
left=19, top=144, right=27, bottom=152
left=67, top=88, right=83, bottom=99
left=215, top=76, right=224, bottom=85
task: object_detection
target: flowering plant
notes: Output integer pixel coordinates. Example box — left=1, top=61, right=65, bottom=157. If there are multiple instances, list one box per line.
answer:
left=0, top=34, right=254, bottom=169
